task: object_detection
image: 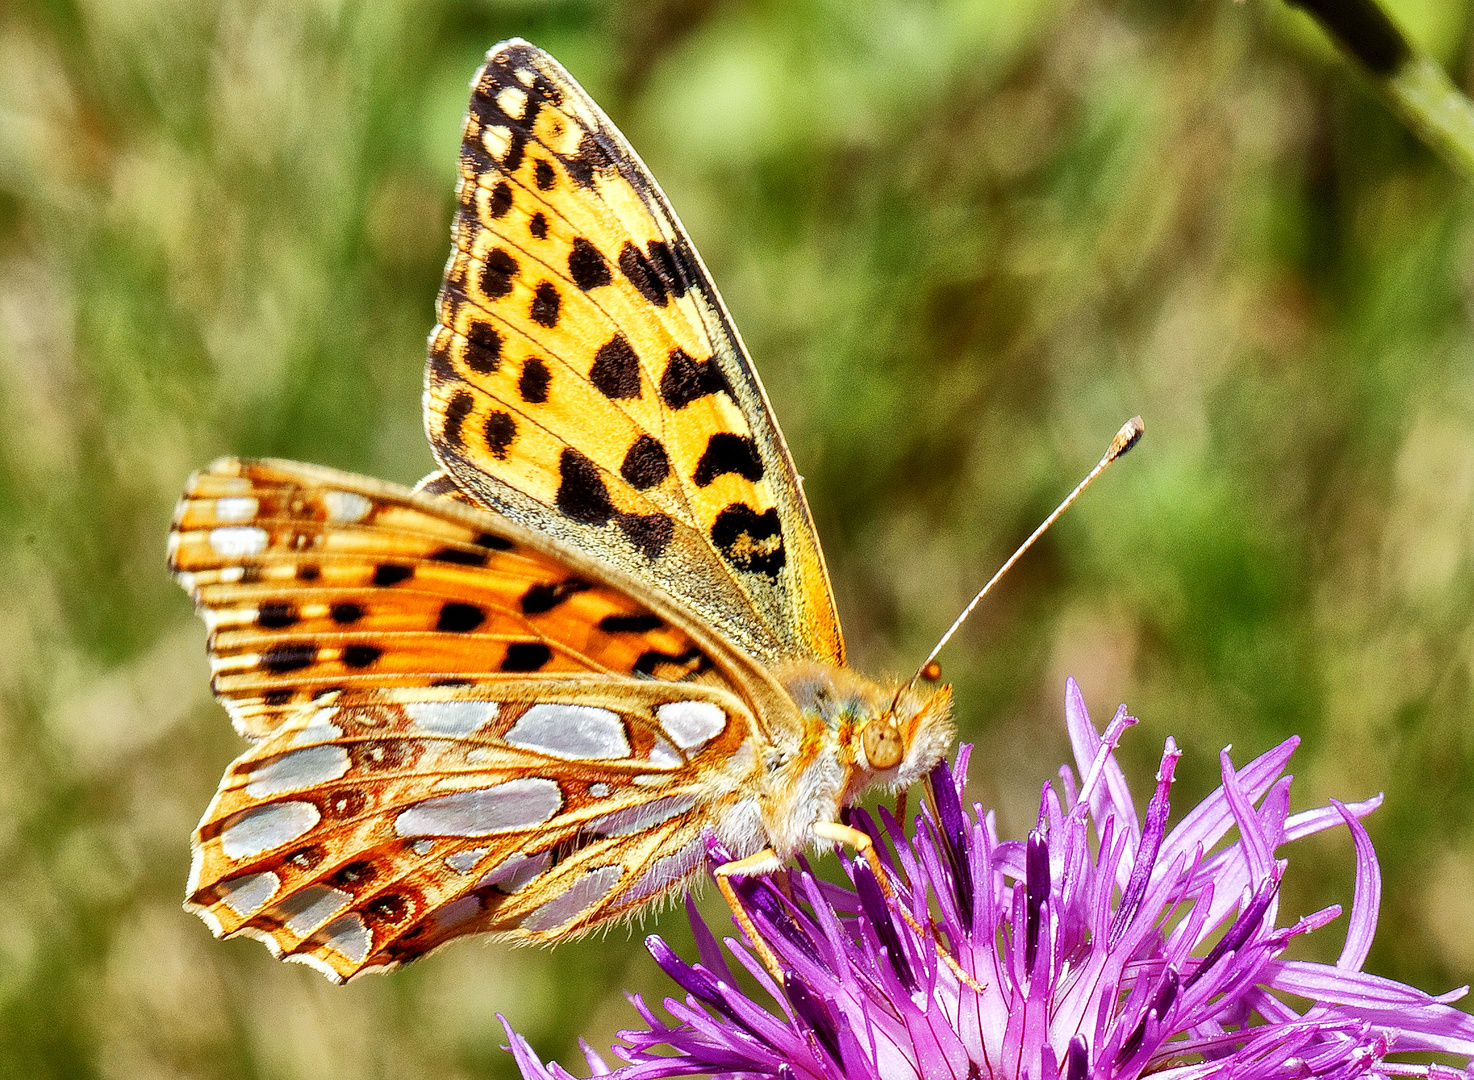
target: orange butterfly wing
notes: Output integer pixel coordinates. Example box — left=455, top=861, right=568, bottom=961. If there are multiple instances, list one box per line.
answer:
left=424, top=40, right=844, bottom=668
left=170, top=458, right=794, bottom=979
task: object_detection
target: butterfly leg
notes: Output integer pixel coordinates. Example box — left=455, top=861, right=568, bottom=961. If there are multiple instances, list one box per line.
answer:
left=712, top=849, right=787, bottom=979
left=811, top=821, right=986, bottom=993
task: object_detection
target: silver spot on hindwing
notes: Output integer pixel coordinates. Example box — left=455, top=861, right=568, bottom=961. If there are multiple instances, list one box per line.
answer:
left=393, top=778, right=562, bottom=837
left=625, top=840, right=704, bottom=902
left=320, top=913, right=371, bottom=963
left=656, top=701, right=726, bottom=750
left=220, top=802, right=320, bottom=859
left=405, top=700, right=498, bottom=736
left=291, top=707, right=341, bottom=744
left=445, top=846, right=490, bottom=872
left=245, top=745, right=350, bottom=797
left=504, top=704, right=630, bottom=760
left=476, top=850, right=551, bottom=893
left=590, top=794, right=697, bottom=837
left=277, top=884, right=351, bottom=936
left=520, top=865, right=622, bottom=931
left=648, top=735, right=682, bottom=768
left=434, top=894, right=482, bottom=928
left=218, top=871, right=280, bottom=916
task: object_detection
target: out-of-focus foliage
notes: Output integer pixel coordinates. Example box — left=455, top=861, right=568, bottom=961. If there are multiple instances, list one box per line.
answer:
left=2, top=0, right=1473, bottom=1076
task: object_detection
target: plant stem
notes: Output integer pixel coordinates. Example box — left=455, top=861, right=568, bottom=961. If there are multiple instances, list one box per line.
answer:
left=1288, top=0, right=1474, bottom=177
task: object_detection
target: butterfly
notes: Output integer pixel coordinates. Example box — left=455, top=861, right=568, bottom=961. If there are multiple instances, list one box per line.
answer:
left=169, top=38, right=958, bottom=983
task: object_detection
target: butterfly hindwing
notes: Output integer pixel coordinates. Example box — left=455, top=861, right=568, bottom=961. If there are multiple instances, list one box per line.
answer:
left=424, top=39, right=844, bottom=667
left=187, top=680, right=754, bottom=982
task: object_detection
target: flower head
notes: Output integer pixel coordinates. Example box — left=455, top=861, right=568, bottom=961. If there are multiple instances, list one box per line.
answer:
left=503, top=679, right=1474, bottom=1079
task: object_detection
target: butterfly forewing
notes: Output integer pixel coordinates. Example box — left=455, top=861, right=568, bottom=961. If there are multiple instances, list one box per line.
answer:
left=171, top=458, right=739, bottom=738
left=425, top=40, right=844, bottom=667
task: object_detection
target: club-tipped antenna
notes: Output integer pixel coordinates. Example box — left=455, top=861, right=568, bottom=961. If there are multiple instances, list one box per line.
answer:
left=908, top=416, right=1144, bottom=687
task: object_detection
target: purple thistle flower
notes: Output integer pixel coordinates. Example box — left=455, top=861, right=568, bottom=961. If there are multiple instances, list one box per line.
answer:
left=501, top=679, right=1474, bottom=1080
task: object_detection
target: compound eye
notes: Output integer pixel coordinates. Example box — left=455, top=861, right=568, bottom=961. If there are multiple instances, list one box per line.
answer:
left=861, top=718, right=904, bottom=770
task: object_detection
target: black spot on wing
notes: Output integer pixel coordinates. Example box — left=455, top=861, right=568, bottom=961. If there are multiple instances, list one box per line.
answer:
left=257, top=603, right=299, bottom=629
left=263, top=688, right=294, bottom=707
left=620, top=436, right=670, bottom=490
left=501, top=642, right=551, bottom=672
left=342, top=644, right=382, bottom=668
left=589, top=335, right=640, bottom=400
left=693, top=434, right=764, bottom=487
left=437, top=603, right=485, bottom=633
left=599, top=613, right=662, bottom=633
left=569, top=238, right=611, bottom=290
left=519, top=358, right=551, bottom=403
left=485, top=411, right=516, bottom=458
left=660, top=349, right=731, bottom=409
left=619, top=242, right=668, bottom=307
left=465, top=323, right=503, bottom=374
left=364, top=892, right=410, bottom=927
left=442, top=391, right=474, bottom=447
left=530, top=282, right=560, bottom=327
left=350, top=738, right=420, bottom=772
left=481, top=249, right=518, bottom=300
left=529, top=211, right=548, bottom=239
left=564, top=132, right=614, bottom=188
left=296, top=565, right=321, bottom=581
left=555, top=448, right=614, bottom=526
left=431, top=547, right=488, bottom=567
left=647, top=240, right=690, bottom=299
left=520, top=580, right=590, bottom=615
left=331, top=603, right=363, bottom=624
left=474, top=533, right=515, bottom=551
left=711, top=504, right=786, bottom=578
left=534, top=159, right=556, bottom=190
left=633, top=647, right=708, bottom=678
left=488, top=181, right=513, bottom=219
left=373, top=564, right=414, bottom=586
left=501, top=128, right=528, bottom=174
left=617, top=513, right=674, bottom=560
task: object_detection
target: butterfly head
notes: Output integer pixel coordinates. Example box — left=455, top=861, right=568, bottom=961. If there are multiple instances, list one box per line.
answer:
left=858, top=677, right=955, bottom=792
left=778, top=663, right=955, bottom=802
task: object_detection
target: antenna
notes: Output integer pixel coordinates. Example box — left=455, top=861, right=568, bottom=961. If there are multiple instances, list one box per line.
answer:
left=909, top=416, right=1144, bottom=685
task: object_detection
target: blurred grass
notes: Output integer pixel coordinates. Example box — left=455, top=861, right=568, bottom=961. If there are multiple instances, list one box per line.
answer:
left=3, top=0, right=1474, bottom=1076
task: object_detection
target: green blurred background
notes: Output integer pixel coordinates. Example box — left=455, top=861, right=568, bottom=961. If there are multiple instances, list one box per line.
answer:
left=3, top=0, right=1474, bottom=1075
